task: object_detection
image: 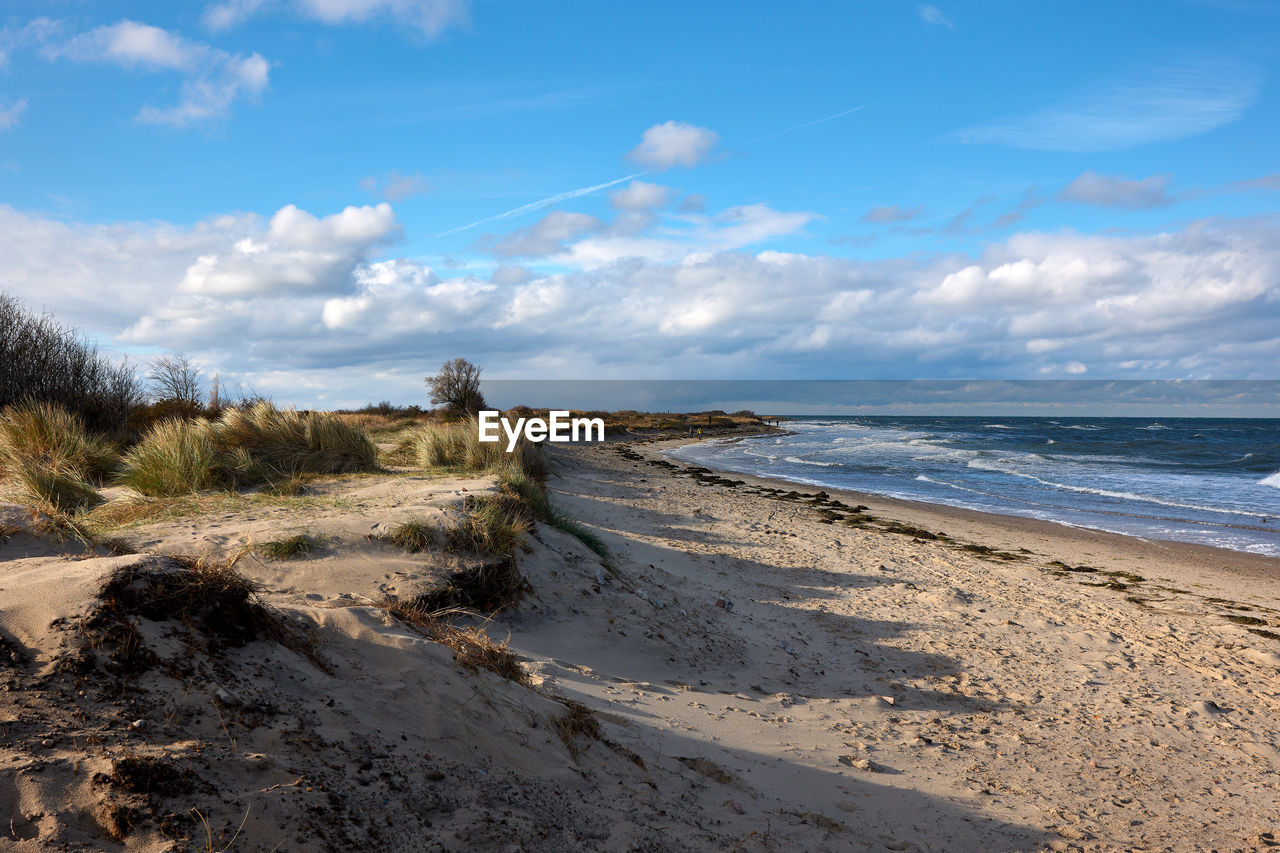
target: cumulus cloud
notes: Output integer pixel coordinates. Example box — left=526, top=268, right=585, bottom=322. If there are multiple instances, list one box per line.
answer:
left=861, top=204, right=924, bottom=224
left=485, top=211, right=602, bottom=258
left=179, top=203, right=399, bottom=296
left=918, top=5, right=953, bottom=27
left=0, top=99, right=27, bottom=132
left=3, top=200, right=1279, bottom=405
left=628, top=121, right=718, bottom=169
left=954, top=60, right=1259, bottom=152
left=610, top=180, right=672, bottom=211
left=46, top=20, right=269, bottom=126
left=203, top=0, right=468, bottom=37
left=1058, top=171, right=1174, bottom=209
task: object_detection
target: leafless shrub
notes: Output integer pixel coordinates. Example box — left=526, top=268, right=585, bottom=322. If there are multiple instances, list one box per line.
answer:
left=0, top=293, right=144, bottom=434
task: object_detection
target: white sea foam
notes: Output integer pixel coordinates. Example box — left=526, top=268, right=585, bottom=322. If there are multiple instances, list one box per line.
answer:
left=1260, top=471, right=1280, bottom=489
left=968, top=458, right=1272, bottom=519
left=784, top=456, right=838, bottom=467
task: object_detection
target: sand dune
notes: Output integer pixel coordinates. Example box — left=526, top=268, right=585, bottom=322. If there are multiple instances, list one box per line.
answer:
left=1, top=440, right=1278, bottom=851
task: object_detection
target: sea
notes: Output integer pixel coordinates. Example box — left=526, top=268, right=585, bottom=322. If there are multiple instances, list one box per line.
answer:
left=666, top=417, right=1280, bottom=557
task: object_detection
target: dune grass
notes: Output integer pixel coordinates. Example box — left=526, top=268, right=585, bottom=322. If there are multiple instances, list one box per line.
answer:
left=0, top=401, right=118, bottom=513
left=0, top=401, right=118, bottom=479
left=218, top=402, right=378, bottom=476
left=381, top=599, right=527, bottom=682
left=116, top=418, right=240, bottom=496
left=403, top=420, right=613, bottom=571
left=404, top=418, right=546, bottom=479
left=492, top=458, right=614, bottom=570
left=116, top=403, right=380, bottom=497
left=7, top=462, right=104, bottom=514
left=259, top=533, right=317, bottom=561
left=384, top=519, right=435, bottom=552
left=445, top=493, right=533, bottom=557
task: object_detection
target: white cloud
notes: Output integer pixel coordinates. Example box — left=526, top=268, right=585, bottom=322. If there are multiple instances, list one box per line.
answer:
left=0, top=99, right=27, bottom=132
left=2, top=201, right=1279, bottom=405
left=1059, top=171, right=1174, bottom=209
left=918, top=5, right=953, bottom=27
left=610, top=180, right=672, bottom=211
left=179, top=203, right=399, bottom=296
left=204, top=0, right=468, bottom=37
left=628, top=121, right=719, bottom=169
left=46, top=21, right=269, bottom=126
left=954, top=60, right=1259, bottom=152
left=54, top=20, right=198, bottom=71
left=486, top=211, right=602, bottom=258
left=203, top=0, right=274, bottom=31
left=553, top=202, right=814, bottom=269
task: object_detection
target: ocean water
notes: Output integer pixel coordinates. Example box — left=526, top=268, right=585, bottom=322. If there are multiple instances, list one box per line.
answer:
left=667, top=417, right=1280, bottom=557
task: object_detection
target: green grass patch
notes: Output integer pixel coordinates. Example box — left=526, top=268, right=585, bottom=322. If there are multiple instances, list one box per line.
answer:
left=259, top=534, right=317, bottom=561
left=385, top=519, right=435, bottom=552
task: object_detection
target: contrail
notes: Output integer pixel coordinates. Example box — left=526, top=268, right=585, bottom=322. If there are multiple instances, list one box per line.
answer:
left=435, top=105, right=867, bottom=237
left=750, top=103, right=870, bottom=143
left=435, top=171, right=649, bottom=237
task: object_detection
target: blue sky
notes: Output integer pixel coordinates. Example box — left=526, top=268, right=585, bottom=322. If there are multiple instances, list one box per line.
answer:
left=1, top=0, right=1278, bottom=406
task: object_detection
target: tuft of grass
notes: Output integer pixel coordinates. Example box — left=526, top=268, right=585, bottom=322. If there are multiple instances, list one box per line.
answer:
left=495, top=459, right=615, bottom=572
left=5, top=457, right=103, bottom=514
left=406, top=418, right=547, bottom=479
left=0, top=400, right=118, bottom=481
left=408, top=418, right=614, bottom=584
left=259, top=533, right=316, bottom=561
left=411, top=557, right=530, bottom=613
left=117, top=403, right=379, bottom=497
left=445, top=493, right=533, bottom=557
left=550, top=698, right=604, bottom=760
left=218, top=402, right=377, bottom=476
left=0, top=401, right=117, bottom=513
left=384, top=519, right=435, bottom=552
left=262, top=473, right=310, bottom=497
left=116, top=419, right=240, bottom=496
left=382, top=600, right=527, bottom=682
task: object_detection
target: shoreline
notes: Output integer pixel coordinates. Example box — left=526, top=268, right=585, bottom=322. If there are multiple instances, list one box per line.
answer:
left=531, top=441, right=1280, bottom=849
left=641, top=434, right=1280, bottom=607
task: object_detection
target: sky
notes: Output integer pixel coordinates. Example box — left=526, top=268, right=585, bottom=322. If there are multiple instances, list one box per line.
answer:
left=1, top=0, right=1279, bottom=408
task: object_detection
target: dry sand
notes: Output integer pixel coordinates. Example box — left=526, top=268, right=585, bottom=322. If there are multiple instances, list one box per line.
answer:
left=2, top=437, right=1279, bottom=851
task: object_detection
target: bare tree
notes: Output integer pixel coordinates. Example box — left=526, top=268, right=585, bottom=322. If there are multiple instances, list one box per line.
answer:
left=425, top=358, right=487, bottom=415
left=148, top=354, right=203, bottom=408
left=0, top=292, right=144, bottom=432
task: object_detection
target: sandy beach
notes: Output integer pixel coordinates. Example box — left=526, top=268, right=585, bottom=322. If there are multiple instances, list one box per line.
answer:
left=2, top=434, right=1280, bottom=851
